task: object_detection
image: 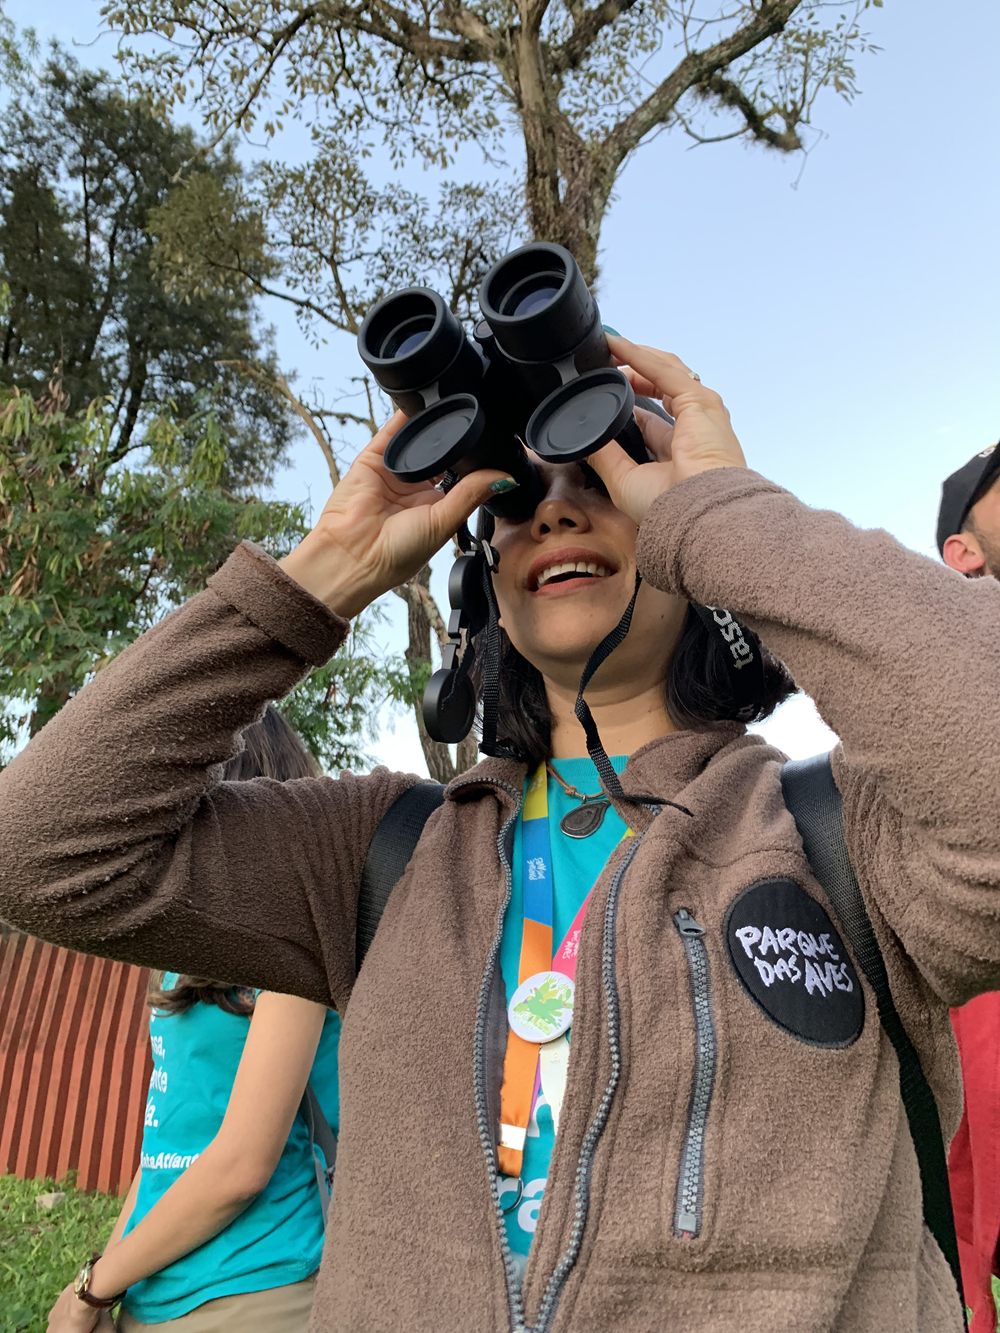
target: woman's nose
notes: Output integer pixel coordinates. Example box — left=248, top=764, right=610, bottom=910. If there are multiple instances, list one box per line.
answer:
left=530, top=475, right=592, bottom=540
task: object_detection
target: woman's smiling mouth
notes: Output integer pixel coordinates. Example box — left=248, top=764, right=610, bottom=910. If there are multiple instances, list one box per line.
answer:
left=527, top=547, right=618, bottom=595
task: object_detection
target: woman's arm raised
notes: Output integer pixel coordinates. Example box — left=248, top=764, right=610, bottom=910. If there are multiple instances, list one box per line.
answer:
left=0, top=413, right=506, bottom=1002
left=599, top=338, right=1000, bottom=1007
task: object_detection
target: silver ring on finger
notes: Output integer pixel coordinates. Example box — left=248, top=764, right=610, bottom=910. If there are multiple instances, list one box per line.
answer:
left=688, top=371, right=701, bottom=382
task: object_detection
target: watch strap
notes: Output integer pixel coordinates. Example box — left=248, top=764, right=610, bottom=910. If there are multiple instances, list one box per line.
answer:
left=75, top=1254, right=127, bottom=1310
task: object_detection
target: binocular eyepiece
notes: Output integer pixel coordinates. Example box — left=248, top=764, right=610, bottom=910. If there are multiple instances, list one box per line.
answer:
left=358, top=242, right=649, bottom=520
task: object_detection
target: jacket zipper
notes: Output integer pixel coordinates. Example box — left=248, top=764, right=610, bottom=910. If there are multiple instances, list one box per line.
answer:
left=530, top=829, right=648, bottom=1333
left=464, top=773, right=649, bottom=1333
left=467, top=778, right=529, bottom=1333
left=672, top=909, right=717, bottom=1240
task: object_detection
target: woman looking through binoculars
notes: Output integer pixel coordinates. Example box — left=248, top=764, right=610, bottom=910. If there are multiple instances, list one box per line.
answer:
left=1, top=335, right=997, bottom=1333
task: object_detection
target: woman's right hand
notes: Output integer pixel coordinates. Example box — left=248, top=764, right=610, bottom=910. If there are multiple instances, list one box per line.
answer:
left=279, top=411, right=514, bottom=618
left=45, top=1282, right=108, bottom=1333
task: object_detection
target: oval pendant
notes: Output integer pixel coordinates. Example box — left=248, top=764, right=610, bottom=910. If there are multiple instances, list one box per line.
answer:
left=559, top=799, right=611, bottom=839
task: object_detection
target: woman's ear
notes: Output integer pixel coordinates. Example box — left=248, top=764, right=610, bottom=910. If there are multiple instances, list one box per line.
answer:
left=942, top=531, right=987, bottom=576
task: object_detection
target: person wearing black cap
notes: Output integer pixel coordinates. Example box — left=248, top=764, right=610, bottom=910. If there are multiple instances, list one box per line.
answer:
left=937, top=439, right=1000, bottom=1333
left=938, top=441, right=1000, bottom=575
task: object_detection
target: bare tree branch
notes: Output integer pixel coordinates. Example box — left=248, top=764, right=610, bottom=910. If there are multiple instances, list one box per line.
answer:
left=551, top=0, right=640, bottom=76
left=603, top=0, right=800, bottom=169
left=436, top=0, right=502, bottom=57
left=217, top=358, right=341, bottom=487
left=695, top=71, right=801, bottom=151
left=273, top=0, right=494, bottom=74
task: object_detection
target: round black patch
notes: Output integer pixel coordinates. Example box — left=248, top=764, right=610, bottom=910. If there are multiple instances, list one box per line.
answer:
left=725, top=878, right=865, bottom=1048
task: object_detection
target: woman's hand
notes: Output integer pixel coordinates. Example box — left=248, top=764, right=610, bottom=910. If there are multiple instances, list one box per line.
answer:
left=586, top=337, right=746, bottom=528
left=280, top=410, right=513, bottom=617
left=45, top=1283, right=113, bottom=1333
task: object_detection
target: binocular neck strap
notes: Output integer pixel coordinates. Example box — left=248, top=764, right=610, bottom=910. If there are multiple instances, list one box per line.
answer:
left=690, top=604, right=767, bottom=721
left=573, top=572, right=642, bottom=801
left=479, top=556, right=518, bottom=760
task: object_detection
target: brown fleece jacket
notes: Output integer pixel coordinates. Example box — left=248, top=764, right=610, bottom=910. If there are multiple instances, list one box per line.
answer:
left=2, top=468, right=999, bottom=1333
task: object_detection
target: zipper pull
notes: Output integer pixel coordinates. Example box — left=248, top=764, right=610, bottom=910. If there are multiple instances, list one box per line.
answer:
left=673, top=909, right=706, bottom=938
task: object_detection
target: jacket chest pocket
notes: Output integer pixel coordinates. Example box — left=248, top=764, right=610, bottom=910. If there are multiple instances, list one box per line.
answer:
left=672, top=908, right=717, bottom=1239
left=667, top=881, right=868, bottom=1247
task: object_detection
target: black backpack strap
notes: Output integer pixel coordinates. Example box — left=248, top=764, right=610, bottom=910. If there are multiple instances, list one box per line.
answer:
left=355, top=780, right=446, bottom=973
left=299, top=1079, right=338, bottom=1225
left=781, top=754, right=965, bottom=1318
left=300, top=781, right=445, bottom=1225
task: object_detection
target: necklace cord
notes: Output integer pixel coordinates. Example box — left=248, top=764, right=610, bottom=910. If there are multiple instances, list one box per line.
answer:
left=547, top=762, right=693, bottom=819
left=545, top=759, right=602, bottom=803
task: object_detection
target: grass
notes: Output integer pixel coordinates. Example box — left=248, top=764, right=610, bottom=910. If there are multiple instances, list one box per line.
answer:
left=1, top=1169, right=1000, bottom=1331
left=0, top=1174, right=121, bottom=1333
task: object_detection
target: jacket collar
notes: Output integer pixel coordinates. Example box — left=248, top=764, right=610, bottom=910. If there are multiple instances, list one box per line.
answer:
left=443, top=724, right=747, bottom=824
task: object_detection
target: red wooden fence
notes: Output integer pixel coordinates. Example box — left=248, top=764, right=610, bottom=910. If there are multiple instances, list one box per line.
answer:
left=0, top=930, right=151, bottom=1196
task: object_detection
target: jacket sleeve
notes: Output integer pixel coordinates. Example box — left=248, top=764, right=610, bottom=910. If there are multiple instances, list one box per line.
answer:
left=636, top=468, right=1000, bottom=1006
left=0, top=541, right=420, bottom=1009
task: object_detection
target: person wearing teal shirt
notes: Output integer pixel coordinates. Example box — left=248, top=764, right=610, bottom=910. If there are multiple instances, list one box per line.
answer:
left=498, top=754, right=628, bottom=1277
left=115, top=976, right=341, bottom=1327
left=46, top=709, right=340, bottom=1333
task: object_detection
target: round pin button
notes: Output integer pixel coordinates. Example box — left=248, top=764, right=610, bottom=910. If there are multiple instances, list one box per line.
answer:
left=507, top=970, right=575, bottom=1043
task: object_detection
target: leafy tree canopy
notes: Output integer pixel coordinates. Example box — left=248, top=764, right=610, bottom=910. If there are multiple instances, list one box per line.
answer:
left=103, top=0, right=883, bottom=280
left=97, top=0, right=883, bottom=780
left=0, top=368, right=390, bottom=769
left=0, top=5, right=34, bottom=92
left=0, top=38, right=399, bottom=771
left=0, top=53, right=296, bottom=491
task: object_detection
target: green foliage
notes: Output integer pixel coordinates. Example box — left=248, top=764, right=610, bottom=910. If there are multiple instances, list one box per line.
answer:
left=383, top=653, right=433, bottom=712
left=0, top=54, right=295, bottom=489
left=0, top=374, right=402, bottom=771
left=149, top=142, right=526, bottom=345
left=279, top=613, right=394, bottom=773
left=0, top=382, right=306, bottom=756
left=0, top=1172, right=121, bottom=1333
left=0, top=9, right=35, bottom=94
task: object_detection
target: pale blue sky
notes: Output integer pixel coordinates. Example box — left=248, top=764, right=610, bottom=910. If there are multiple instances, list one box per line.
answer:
left=6, top=0, right=998, bottom=768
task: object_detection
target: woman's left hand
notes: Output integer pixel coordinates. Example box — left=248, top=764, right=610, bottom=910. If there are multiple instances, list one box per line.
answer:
left=46, top=1283, right=110, bottom=1333
left=586, top=336, right=747, bottom=527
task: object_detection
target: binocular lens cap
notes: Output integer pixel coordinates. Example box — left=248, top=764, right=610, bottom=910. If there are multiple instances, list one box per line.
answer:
left=423, top=668, right=477, bottom=744
left=526, top=369, right=635, bottom=464
left=383, top=395, right=486, bottom=482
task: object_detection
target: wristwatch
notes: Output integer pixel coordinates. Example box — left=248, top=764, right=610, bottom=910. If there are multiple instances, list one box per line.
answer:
left=74, top=1254, right=127, bottom=1310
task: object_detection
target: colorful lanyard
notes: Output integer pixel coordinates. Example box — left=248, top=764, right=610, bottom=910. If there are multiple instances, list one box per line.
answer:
left=498, top=764, right=631, bottom=1178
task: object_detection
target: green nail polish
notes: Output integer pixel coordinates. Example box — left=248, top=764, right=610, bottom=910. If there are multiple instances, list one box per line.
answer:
left=602, top=324, right=620, bottom=337
left=489, top=478, right=519, bottom=494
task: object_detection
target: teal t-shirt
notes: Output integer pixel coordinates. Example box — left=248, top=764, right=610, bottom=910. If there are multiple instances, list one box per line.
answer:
left=498, top=756, right=628, bottom=1276
left=122, top=976, right=341, bottom=1322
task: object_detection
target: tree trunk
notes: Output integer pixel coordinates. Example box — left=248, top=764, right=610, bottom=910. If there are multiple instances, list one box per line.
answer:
left=110, top=347, right=148, bottom=461
left=514, top=76, right=609, bottom=280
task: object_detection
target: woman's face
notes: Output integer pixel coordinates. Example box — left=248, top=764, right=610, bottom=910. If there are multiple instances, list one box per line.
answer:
left=490, top=456, right=688, bottom=694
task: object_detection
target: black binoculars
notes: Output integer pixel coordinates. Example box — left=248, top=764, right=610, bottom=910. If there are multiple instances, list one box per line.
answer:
left=357, top=242, right=649, bottom=520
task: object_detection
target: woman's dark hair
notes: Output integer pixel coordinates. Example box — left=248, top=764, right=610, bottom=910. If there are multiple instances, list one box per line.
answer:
left=148, top=706, right=320, bottom=1016
left=147, top=976, right=257, bottom=1018
left=217, top=701, right=320, bottom=783
left=473, top=508, right=796, bottom=769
